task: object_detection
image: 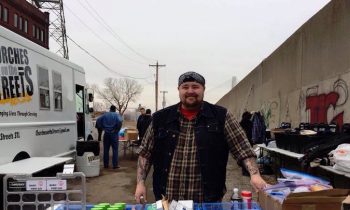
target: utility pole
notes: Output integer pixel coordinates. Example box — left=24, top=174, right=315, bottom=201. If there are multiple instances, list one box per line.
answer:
left=149, top=61, right=166, bottom=111
left=160, top=91, right=168, bottom=109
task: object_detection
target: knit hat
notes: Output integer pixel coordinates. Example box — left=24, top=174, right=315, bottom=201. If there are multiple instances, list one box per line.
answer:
left=178, top=71, right=205, bottom=87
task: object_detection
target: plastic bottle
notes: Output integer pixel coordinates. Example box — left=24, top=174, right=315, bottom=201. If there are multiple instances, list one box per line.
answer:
left=241, top=190, right=252, bottom=210
left=231, top=188, right=242, bottom=210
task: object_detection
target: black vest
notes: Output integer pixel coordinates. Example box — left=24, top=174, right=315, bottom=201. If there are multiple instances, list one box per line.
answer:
left=151, top=102, right=228, bottom=202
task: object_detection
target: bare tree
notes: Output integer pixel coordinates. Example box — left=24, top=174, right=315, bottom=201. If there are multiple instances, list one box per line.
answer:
left=95, top=78, right=143, bottom=115
left=93, top=101, right=106, bottom=112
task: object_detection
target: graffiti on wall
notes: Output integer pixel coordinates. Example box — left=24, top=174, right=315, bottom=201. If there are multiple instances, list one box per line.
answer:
left=260, top=101, right=279, bottom=128
left=305, top=79, right=348, bottom=127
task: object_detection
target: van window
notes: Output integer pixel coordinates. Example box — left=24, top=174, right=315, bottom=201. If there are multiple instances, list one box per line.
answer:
left=76, top=87, right=83, bottom=113
left=53, top=71, right=62, bottom=110
left=38, top=67, right=50, bottom=109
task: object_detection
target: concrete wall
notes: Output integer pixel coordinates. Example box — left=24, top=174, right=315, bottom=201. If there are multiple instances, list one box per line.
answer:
left=217, top=0, right=350, bottom=129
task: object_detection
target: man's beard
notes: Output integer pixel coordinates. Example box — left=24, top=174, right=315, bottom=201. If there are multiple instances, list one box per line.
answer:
left=182, top=95, right=202, bottom=109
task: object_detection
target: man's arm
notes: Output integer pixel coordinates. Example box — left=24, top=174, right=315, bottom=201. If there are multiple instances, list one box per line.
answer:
left=243, top=157, right=267, bottom=192
left=136, top=155, right=152, bottom=184
left=135, top=124, right=154, bottom=203
left=242, top=157, right=259, bottom=176
left=224, top=111, right=267, bottom=191
left=135, top=155, right=152, bottom=203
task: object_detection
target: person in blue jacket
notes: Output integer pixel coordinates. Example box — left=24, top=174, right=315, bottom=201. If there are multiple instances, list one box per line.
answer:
left=98, top=105, right=123, bottom=169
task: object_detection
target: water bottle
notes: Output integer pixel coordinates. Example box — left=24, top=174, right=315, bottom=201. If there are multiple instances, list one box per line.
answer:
left=231, top=188, right=242, bottom=210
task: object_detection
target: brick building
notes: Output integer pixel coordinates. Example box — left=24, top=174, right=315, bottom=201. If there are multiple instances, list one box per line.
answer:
left=0, top=0, right=49, bottom=49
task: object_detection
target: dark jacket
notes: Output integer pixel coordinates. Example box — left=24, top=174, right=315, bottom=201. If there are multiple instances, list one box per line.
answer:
left=240, top=119, right=253, bottom=145
left=151, top=101, right=228, bottom=202
left=137, top=114, right=152, bottom=139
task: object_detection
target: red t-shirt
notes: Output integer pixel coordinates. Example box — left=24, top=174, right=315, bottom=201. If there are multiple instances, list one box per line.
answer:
left=180, top=106, right=199, bottom=120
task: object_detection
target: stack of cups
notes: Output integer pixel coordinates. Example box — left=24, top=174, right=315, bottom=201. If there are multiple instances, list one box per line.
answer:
left=241, top=190, right=252, bottom=209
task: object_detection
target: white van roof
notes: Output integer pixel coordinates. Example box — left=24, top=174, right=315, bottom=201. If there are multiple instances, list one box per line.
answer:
left=0, top=25, right=84, bottom=74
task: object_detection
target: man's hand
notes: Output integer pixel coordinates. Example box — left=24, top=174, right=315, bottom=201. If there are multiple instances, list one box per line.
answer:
left=135, top=181, right=147, bottom=203
left=250, top=174, right=267, bottom=192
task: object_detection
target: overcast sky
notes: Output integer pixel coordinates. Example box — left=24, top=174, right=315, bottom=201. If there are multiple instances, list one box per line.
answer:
left=56, top=0, right=330, bottom=111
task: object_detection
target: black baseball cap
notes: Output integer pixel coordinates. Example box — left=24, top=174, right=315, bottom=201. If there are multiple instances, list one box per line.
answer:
left=178, top=71, right=205, bottom=87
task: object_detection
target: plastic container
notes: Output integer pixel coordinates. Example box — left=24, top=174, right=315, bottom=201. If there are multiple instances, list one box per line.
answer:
left=76, top=152, right=100, bottom=177
left=241, top=190, right=252, bottom=210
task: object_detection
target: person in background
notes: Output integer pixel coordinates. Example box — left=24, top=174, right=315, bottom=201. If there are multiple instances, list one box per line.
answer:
left=137, top=108, right=146, bottom=128
left=134, top=71, right=267, bottom=203
left=134, top=109, right=152, bottom=146
left=136, top=107, right=146, bottom=144
left=99, top=105, right=122, bottom=169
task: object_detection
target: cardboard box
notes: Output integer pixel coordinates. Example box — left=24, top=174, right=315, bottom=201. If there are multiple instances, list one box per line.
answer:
left=126, top=129, right=138, bottom=140
left=258, top=189, right=350, bottom=210
left=343, top=195, right=350, bottom=210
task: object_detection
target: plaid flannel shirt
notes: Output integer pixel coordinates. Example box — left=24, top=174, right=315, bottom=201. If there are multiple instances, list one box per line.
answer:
left=138, top=109, right=255, bottom=202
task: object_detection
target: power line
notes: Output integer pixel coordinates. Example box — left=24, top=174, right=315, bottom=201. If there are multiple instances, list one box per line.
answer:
left=64, top=4, right=148, bottom=65
left=67, top=35, right=152, bottom=80
left=82, top=0, right=156, bottom=63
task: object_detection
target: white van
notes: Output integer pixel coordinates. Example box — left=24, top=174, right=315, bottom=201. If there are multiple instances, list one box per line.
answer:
left=0, top=26, right=94, bottom=174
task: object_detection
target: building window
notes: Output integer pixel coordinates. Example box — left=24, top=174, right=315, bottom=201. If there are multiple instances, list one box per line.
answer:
left=32, top=25, right=35, bottom=37
left=52, top=72, right=62, bottom=110
left=38, top=67, right=50, bottom=109
left=13, top=14, right=17, bottom=27
left=40, top=29, right=44, bottom=42
left=19, top=17, right=23, bottom=31
left=36, top=27, right=39, bottom=39
left=3, top=7, right=8, bottom=23
left=24, top=19, right=28, bottom=33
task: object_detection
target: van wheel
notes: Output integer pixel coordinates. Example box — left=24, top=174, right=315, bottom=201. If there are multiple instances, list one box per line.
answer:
left=13, top=152, right=30, bottom=162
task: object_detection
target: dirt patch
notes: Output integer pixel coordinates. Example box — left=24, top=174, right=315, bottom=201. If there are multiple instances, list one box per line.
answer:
left=84, top=150, right=275, bottom=204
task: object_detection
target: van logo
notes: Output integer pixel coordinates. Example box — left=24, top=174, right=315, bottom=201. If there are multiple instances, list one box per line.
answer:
left=0, top=46, right=34, bottom=106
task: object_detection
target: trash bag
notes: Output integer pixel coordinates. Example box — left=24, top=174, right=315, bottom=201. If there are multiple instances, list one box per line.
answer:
left=332, top=143, right=350, bottom=173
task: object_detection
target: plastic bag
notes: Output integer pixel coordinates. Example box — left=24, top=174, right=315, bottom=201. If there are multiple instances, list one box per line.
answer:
left=332, top=143, right=350, bottom=173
